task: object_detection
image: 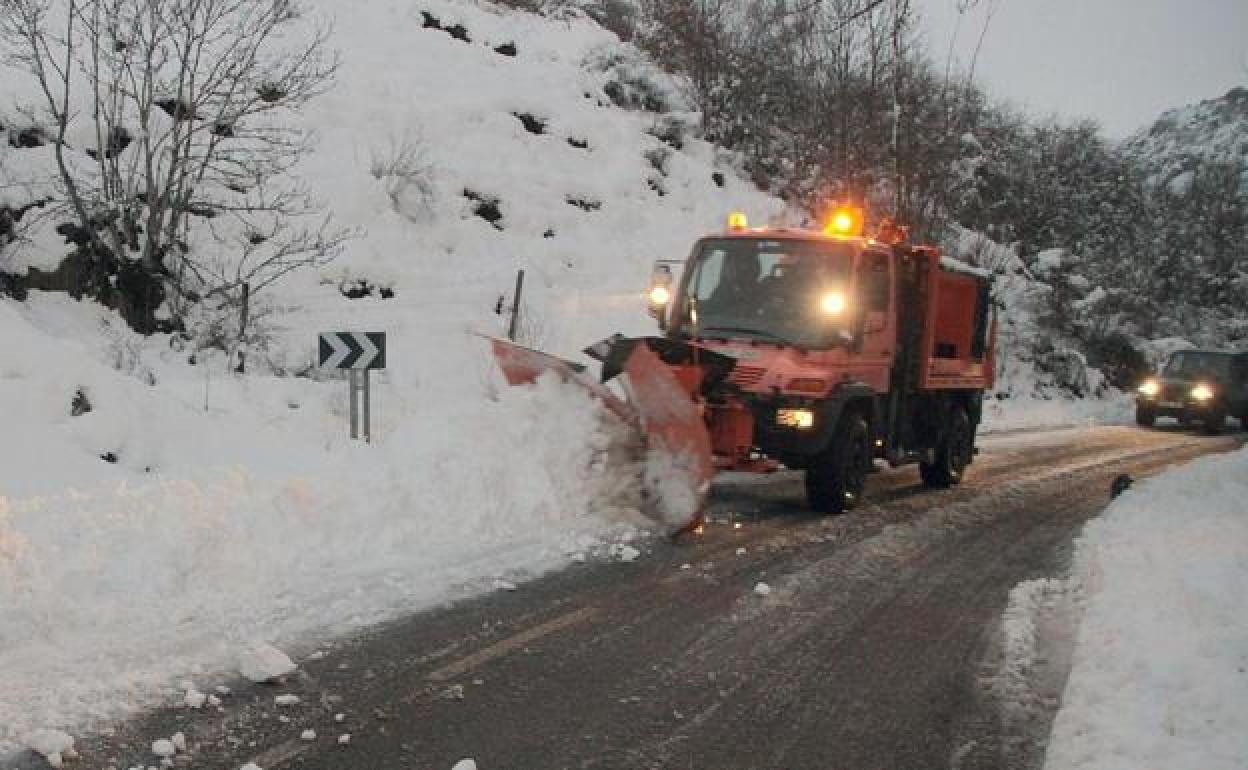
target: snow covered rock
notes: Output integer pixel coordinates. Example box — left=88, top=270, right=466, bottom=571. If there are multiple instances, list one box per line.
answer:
left=753, top=582, right=772, bottom=597
left=184, top=689, right=207, bottom=709
left=452, top=760, right=478, bottom=770
left=238, top=644, right=296, bottom=683
left=336, top=734, right=350, bottom=746
left=274, top=694, right=301, bottom=706
left=240, top=764, right=263, bottom=770
left=171, top=732, right=187, bottom=753
left=300, top=729, right=316, bottom=742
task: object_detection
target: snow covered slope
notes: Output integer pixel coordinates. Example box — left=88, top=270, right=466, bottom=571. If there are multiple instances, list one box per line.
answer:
left=1121, top=87, right=1248, bottom=195
left=0, top=0, right=779, bottom=756
left=1042, top=447, right=1248, bottom=770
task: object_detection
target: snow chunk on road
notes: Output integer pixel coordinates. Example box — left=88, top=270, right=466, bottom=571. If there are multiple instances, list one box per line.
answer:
left=151, top=738, right=176, bottom=757
left=609, top=543, right=640, bottom=562
left=452, top=760, right=479, bottom=770
left=171, top=732, right=187, bottom=753
left=240, top=764, right=263, bottom=770
left=238, top=644, right=296, bottom=683
left=753, top=582, right=772, bottom=597
left=300, top=729, right=316, bottom=742
left=1043, top=446, right=1248, bottom=770
left=274, top=694, right=301, bottom=706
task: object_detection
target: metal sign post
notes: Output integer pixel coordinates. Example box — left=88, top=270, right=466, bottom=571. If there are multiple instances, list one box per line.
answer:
left=319, top=332, right=386, bottom=442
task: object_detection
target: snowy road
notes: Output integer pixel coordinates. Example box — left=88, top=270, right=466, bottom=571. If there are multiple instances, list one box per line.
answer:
left=25, top=425, right=1243, bottom=770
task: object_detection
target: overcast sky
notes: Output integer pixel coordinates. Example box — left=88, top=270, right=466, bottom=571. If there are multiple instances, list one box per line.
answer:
left=914, top=0, right=1248, bottom=138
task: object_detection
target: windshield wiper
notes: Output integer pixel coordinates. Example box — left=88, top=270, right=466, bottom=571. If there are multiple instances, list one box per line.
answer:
left=697, top=325, right=797, bottom=346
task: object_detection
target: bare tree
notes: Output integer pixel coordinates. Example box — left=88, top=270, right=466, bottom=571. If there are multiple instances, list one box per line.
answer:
left=0, top=0, right=351, bottom=333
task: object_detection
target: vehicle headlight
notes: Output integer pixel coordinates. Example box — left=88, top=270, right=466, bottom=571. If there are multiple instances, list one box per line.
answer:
left=819, top=291, right=846, bottom=315
left=1190, top=384, right=1214, bottom=401
left=776, top=408, right=815, bottom=429
left=647, top=285, right=671, bottom=306
left=1137, top=380, right=1159, bottom=397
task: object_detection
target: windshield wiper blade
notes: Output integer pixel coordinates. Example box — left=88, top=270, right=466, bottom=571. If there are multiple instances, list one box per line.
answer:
left=698, top=325, right=795, bottom=346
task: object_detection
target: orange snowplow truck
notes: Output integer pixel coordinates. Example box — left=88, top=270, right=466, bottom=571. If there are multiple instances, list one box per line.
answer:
left=490, top=208, right=995, bottom=529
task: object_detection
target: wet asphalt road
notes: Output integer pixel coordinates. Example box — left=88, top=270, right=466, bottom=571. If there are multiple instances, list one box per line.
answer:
left=23, top=424, right=1245, bottom=770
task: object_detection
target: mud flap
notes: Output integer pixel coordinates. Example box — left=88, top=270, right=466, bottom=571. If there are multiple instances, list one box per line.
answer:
left=620, top=344, right=713, bottom=534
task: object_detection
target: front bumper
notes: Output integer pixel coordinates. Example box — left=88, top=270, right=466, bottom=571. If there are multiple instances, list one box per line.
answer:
left=1137, top=397, right=1221, bottom=419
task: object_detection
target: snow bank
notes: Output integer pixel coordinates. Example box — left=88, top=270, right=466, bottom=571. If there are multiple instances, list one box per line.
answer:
left=0, top=314, right=633, bottom=752
left=1043, top=447, right=1248, bottom=770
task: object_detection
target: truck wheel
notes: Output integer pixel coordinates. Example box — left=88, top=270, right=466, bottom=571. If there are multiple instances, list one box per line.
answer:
left=805, top=414, right=870, bottom=515
left=1202, top=410, right=1227, bottom=435
left=1135, top=407, right=1155, bottom=427
left=921, top=407, right=972, bottom=489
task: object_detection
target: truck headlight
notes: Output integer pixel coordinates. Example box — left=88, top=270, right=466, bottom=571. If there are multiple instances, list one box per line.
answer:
left=1137, top=380, right=1159, bottom=397
left=819, top=291, right=846, bottom=315
left=1191, top=384, right=1214, bottom=401
left=648, top=285, right=671, bottom=306
left=776, top=408, right=815, bottom=429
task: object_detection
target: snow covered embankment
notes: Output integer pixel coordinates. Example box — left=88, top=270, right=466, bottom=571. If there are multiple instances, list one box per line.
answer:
left=1038, top=447, right=1248, bottom=770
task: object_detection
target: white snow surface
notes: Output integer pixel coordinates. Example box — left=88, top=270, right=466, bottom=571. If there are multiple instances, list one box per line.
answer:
left=1043, top=446, right=1248, bottom=770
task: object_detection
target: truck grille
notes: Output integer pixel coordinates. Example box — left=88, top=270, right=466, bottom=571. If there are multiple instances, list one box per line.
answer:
left=730, top=365, right=766, bottom=388
left=1161, top=383, right=1186, bottom=402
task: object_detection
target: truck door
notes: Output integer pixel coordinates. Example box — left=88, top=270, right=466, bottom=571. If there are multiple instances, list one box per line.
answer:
left=854, top=249, right=895, bottom=391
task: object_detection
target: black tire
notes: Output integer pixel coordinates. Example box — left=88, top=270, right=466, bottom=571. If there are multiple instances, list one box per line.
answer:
left=921, top=407, right=972, bottom=489
left=1202, top=409, right=1227, bottom=435
left=1135, top=407, right=1156, bottom=427
left=805, top=413, right=871, bottom=514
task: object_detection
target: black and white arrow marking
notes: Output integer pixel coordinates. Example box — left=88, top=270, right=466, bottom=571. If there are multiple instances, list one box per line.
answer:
left=319, top=332, right=386, bottom=369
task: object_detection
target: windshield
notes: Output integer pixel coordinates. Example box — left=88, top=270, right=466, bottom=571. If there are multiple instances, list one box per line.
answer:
left=678, top=237, right=855, bottom=348
left=1163, top=351, right=1231, bottom=380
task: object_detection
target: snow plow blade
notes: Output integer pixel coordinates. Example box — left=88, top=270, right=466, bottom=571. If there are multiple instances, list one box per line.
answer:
left=619, top=343, right=714, bottom=534
left=486, top=336, right=633, bottom=422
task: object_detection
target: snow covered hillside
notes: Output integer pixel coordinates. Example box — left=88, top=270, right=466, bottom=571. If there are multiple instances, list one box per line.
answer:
left=1122, top=86, right=1248, bottom=195
left=1041, top=447, right=1248, bottom=770
left=0, top=0, right=779, bottom=756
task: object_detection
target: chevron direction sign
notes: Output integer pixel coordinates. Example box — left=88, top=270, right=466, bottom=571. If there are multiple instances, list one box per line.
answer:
left=319, top=332, right=386, bottom=370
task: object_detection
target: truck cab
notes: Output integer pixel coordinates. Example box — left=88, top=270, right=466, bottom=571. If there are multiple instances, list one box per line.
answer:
left=1136, top=350, right=1248, bottom=433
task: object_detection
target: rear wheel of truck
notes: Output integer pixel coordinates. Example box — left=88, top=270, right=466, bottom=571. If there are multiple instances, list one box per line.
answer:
left=921, top=407, right=972, bottom=489
left=805, top=413, right=870, bottom=514
left=1135, top=406, right=1156, bottom=427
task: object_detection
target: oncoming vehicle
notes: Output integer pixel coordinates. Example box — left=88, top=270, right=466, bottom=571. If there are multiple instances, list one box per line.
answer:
left=488, top=208, right=996, bottom=530
left=1136, top=350, right=1248, bottom=433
